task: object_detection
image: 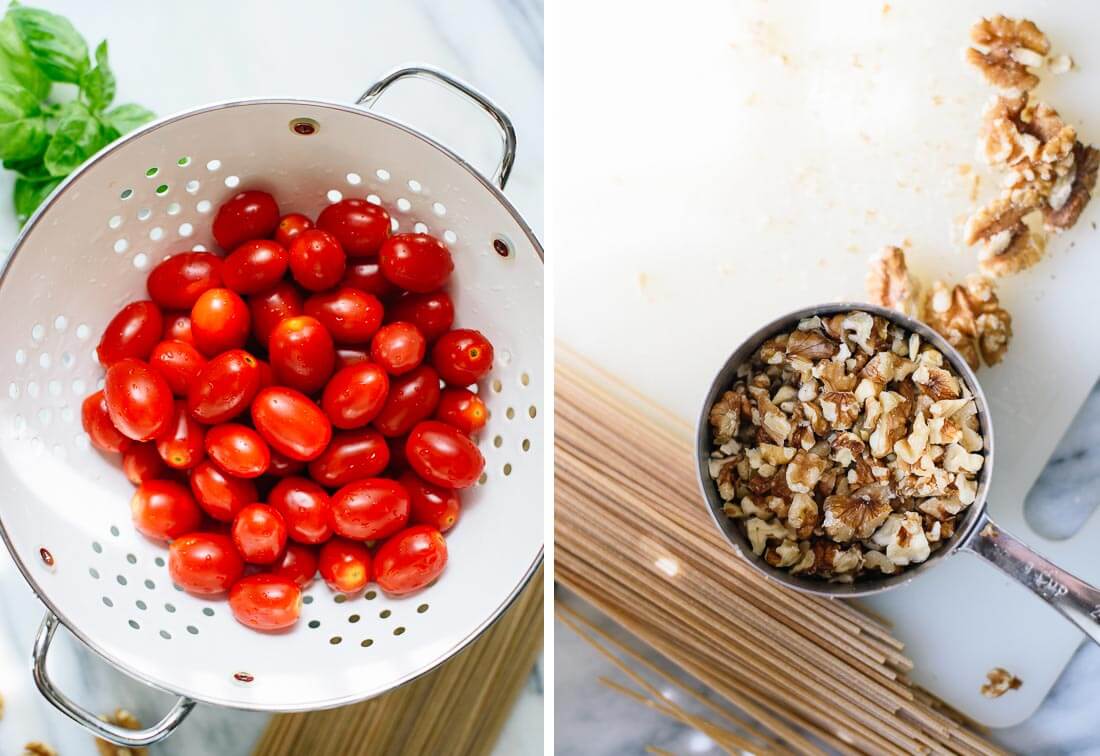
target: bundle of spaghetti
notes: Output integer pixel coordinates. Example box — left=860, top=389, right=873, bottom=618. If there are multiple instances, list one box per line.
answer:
left=253, top=568, right=543, bottom=756
left=554, top=349, right=1005, bottom=756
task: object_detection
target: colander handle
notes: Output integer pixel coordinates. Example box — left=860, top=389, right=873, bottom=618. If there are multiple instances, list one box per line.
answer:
left=357, top=65, right=517, bottom=190
left=32, top=612, right=195, bottom=747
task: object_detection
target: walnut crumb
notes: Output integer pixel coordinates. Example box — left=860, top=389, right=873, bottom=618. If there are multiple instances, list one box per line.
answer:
left=1049, top=54, right=1073, bottom=75
left=981, top=667, right=1022, bottom=698
left=23, top=744, right=59, bottom=756
left=980, top=523, right=998, bottom=538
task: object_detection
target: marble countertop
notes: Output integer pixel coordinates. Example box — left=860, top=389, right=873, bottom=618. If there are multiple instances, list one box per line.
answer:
left=0, top=1, right=543, bottom=754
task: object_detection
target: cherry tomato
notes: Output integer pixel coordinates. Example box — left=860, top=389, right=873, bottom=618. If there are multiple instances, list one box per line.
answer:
left=342, top=261, right=396, bottom=298
left=303, top=287, right=384, bottom=345
left=388, top=291, right=455, bottom=342
left=212, top=190, right=280, bottom=250
left=275, top=212, right=313, bottom=247
left=205, top=423, right=270, bottom=478
left=162, top=313, right=194, bottom=344
left=169, top=533, right=244, bottom=595
left=318, top=537, right=371, bottom=593
left=434, top=388, right=488, bottom=434
left=190, top=460, right=257, bottom=522
left=268, top=476, right=332, bottom=544
left=374, top=525, right=447, bottom=595
left=96, top=300, right=164, bottom=366
left=149, top=339, right=206, bottom=396
left=267, top=449, right=305, bottom=477
left=372, top=365, right=441, bottom=438
left=221, top=239, right=289, bottom=295
left=146, top=252, right=224, bottom=310
left=123, top=443, right=165, bottom=484
left=328, top=478, right=409, bottom=541
left=321, top=363, right=389, bottom=430
left=308, top=429, right=390, bottom=488
left=272, top=542, right=318, bottom=587
left=406, top=421, right=484, bottom=489
left=156, top=401, right=205, bottom=469
left=82, top=390, right=129, bottom=453
left=249, top=282, right=304, bottom=347
left=268, top=316, right=335, bottom=394
left=432, top=329, right=494, bottom=386
left=334, top=348, right=371, bottom=370
left=104, top=358, right=175, bottom=441
left=316, top=199, right=391, bottom=258
left=190, top=288, right=250, bottom=356
left=251, top=387, right=332, bottom=461
left=130, top=479, right=203, bottom=540
left=188, top=349, right=262, bottom=424
left=229, top=573, right=302, bottom=630
left=379, top=233, right=453, bottom=293
left=288, top=229, right=346, bottom=292
left=401, top=472, right=460, bottom=532
left=232, top=503, right=287, bottom=564
left=370, top=322, right=426, bottom=375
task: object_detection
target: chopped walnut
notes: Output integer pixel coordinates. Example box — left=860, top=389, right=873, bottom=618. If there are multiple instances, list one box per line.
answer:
left=967, top=15, right=1049, bottom=91
left=822, top=492, right=891, bottom=542
left=981, top=667, right=1023, bottom=698
left=96, top=709, right=149, bottom=756
left=23, top=745, right=59, bottom=756
left=923, top=276, right=1012, bottom=368
left=1045, top=142, right=1099, bottom=231
left=746, top=517, right=793, bottom=555
left=872, top=512, right=932, bottom=566
left=866, top=247, right=921, bottom=317
left=786, top=450, right=828, bottom=494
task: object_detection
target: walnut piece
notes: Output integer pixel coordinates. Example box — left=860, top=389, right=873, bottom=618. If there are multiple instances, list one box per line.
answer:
left=923, top=275, right=1012, bottom=368
left=866, top=246, right=921, bottom=317
left=23, top=745, right=59, bottom=756
left=981, top=667, right=1022, bottom=698
left=96, top=709, right=149, bottom=756
left=967, top=15, right=1049, bottom=91
left=709, top=389, right=742, bottom=444
left=1044, top=142, right=1099, bottom=231
left=822, top=492, right=891, bottom=542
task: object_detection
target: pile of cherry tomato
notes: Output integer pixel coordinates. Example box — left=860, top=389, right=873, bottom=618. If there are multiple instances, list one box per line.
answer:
left=81, top=189, right=493, bottom=631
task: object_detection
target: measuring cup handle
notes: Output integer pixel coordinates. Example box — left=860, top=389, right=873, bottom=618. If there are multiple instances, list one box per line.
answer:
left=961, top=512, right=1100, bottom=645
left=32, top=612, right=195, bottom=747
left=356, top=65, right=517, bottom=191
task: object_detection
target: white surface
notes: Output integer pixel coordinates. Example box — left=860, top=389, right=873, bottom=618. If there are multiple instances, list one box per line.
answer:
left=552, top=0, right=1099, bottom=733
left=0, top=0, right=543, bottom=753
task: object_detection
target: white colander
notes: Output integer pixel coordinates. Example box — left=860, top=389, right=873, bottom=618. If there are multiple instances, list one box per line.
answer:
left=0, top=66, right=543, bottom=747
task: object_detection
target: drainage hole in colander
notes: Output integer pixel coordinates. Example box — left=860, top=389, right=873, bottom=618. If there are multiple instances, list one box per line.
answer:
left=206, top=160, right=221, bottom=172
left=137, top=208, right=151, bottom=221
left=159, top=630, right=171, bottom=640
left=375, top=168, right=390, bottom=182
left=522, top=438, right=531, bottom=452
left=520, top=372, right=530, bottom=386
left=186, top=180, right=200, bottom=194
left=327, top=189, right=342, bottom=203
left=126, top=553, right=136, bottom=564
left=114, top=239, right=128, bottom=254
left=59, top=405, right=73, bottom=422
left=38, top=353, right=50, bottom=370
left=365, top=590, right=377, bottom=600
left=155, top=184, right=168, bottom=196
left=165, top=603, right=176, bottom=613
left=396, top=198, right=411, bottom=213
left=225, top=175, right=240, bottom=189
left=102, top=596, right=113, bottom=607
left=346, top=172, right=361, bottom=186
left=379, top=609, right=391, bottom=619
left=478, top=473, right=487, bottom=486
left=149, top=226, right=164, bottom=241
left=302, top=595, right=313, bottom=605
left=75, top=324, right=90, bottom=340
left=89, top=568, right=99, bottom=579
left=72, top=379, right=86, bottom=396
left=493, top=436, right=502, bottom=448
left=414, top=222, right=428, bottom=234
left=15, top=348, right=26, bottom=364
left=135, top=600, right=147, bottom=611
left=133, top=254, right=149, bottom=270
left=361, top=638, right=373, bottom=647
left=187, top=625, right=198, bottom=635
left=120, top=188, right=133, bottom=200
left=444, top=230, right=458, bottom=244
left=31, top=323, right=45, bottom=342
left=407, top=179, right=422, bottom=193
left=367, top=194, right=381, bottom=205
left=329, top=636, right=342, bottom=645
left=503, top=463, right=513, bottom=476
left=7, top=383, right=17, bottom=399
left=178, top=156, right=191, bottom=167
left=308, top=620, right=320, bottom=629
left=491, top=379, right=502, bottom=393
left=117, top=575, right=127, bottom=586
left=92, top=541, right=102, bottom=554
left=167, top=202, right=181, bottom=216
left=128, top=619, right=140, bottom=629
left=393, top=627, right=405, bottom=636
left=348, top=614, right=360, bottom=623
left=196, top=199, right=211, bottom=213
left=334, top=594, right=346, bottom=604
left=144, top=579, right=155, bottom=589
left=192, top=244, right=207, bottom=252
left=108, top=215, right=122, bottom=229
left=203, top=607, right=214, bottom=617
left=60, top=350, right=74, bottom=368
left=390, top=217, right=399, bottom=233
left=505, top=407, right=515, bottom=420
left=146, top=167, right=158, bottom=178
left=110, top=525, right=120, bottom=537
left=179, top=223, right=193, bottom=237
left=154, top=556, right=165, bottom=567
left=529, top=405, right=538, bottom=418
left=417, top=604, right=429, bottom=614
left=432, top=202, right=446, bottom=216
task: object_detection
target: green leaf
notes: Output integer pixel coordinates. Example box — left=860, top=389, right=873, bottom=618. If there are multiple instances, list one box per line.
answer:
left=8, top=4, right=89, bottom=84
left=102, top=102, right=153, bottom=136
left=14, top=172, right=60, bottom=225
left=0, top=81, right=47, bottom=161
left=0, top=15, right=49, bottom=99
left=80, top=39, right=113, bottom=113
left=43, top=102, right=107, bottom=176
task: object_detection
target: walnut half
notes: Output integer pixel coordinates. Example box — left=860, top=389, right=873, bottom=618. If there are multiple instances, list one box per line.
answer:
left=967, top=15, right=1049, bottom=91
left=866, top=246, right=921, bottom=317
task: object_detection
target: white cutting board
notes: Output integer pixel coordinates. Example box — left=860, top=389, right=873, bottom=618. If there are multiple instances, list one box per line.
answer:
left=551, top=0, right=1100, bottom=727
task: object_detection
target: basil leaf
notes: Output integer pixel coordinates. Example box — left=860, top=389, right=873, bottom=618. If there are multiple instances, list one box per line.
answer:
left=0, top=15, right=49, bottom=99
left=102, top=102, right=154, bottom=136
left=14, top=172, right=61, bottom=225
left=0, top=81, right=47, bottom=161
left=43, top=102, right=108, bottom=176
left=8, top=5, right=88, bottom=84
left=80, top=39, right=113, bottom=113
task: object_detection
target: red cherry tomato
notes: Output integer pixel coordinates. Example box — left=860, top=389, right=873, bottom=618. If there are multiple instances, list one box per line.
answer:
left=321, top=363, right=390, bottom=430
left=268, top=476, right=332, bottom=544
left=435, top=388, right=488, bottom=434
left=318, top=538, right=371, bottom=593
left=288, top=229, right=346, bottom=292
left=387, top=291, right=455, bottom=342
left=370, top=322, right=426, bottom=375
left=342, top=261, right=396, bottom=298
left=96, top=300, right=164, bottom=366
left=149, top=339, right=206, bottom=397
left=221, top=240, right=289, bottom=295
left=189, top=460, right=257, bottom=522
left=316, top=199, right=392, bottom=258
left=130, top=479, right=203, bottom=540
left=401, top=472, right=461, bottom=532
left=267, top=449, right=305, bottom=477
left=188, top=349, right=262, bottom=424
left=334, top=348, right=370, bottom=370
left=374, top=525, right=448, bottom=595
left=406, top=421, right=485, bottom=489
left=82, top=390, right=129, bottom=453
left=169, top=533, right=245, bottom=594
left=232, top=503, right=287, bottom=564
left=379, top=233, right=454, bottom=293
left=249, top=282, right=304, bottom=347
left=147, top=253, right=224, bottom=310
left=191, top=288, right=250, bottom=356
left=229, top=573, right=301, bottom=630
left=155, top=401, right=205, bottom=469
left=205, top=423, right=270, bottom=478
left=122, top=443, right=165, bottom=484
left=212, top=190, right=279, bottom=250
left=308, top=429, right=390, bottom=488
left=328, top=478, right=409, bottom=541
left=432, top=329, right=494, bottom=386
left=272, top=542, right=318, bottom=587
left=268, top=316, right=335, bottom=394
left=275, top=212, right=313, bottom=247
left=251, top=387, right=332, bottom=461
left=303, top=287, right=384, bottom=345
left=104, top=359, right=175, bottom=441
left=162, top=313, right=194, bottom=344
left=372, top=365, right=441, bottom=438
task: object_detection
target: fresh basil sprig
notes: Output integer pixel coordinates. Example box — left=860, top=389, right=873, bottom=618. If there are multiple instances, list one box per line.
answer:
left=0, top=2, right=154, bottom=225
